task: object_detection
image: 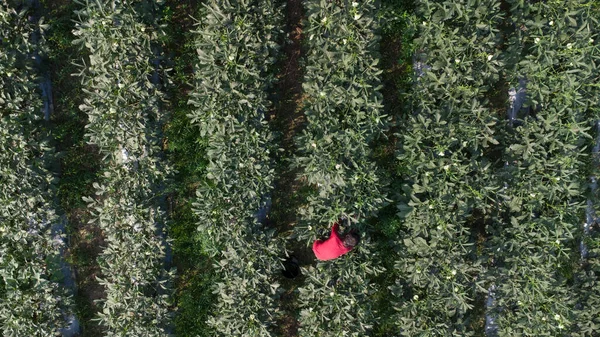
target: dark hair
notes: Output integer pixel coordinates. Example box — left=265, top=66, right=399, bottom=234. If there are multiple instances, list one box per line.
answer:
left=342, top=232, right=360, bottom=248
left=282, top=256, right=300, bottom=279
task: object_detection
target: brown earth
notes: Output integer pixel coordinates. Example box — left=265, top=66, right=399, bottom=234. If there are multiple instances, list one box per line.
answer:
left=266, top=0, right=308, bottom=336
left=368, top=7, right=414, bottom=336
left=66, top=206, right=107, bottom=337
left=267, top=0, right=308, bottom=260
left=41, top=0, right=109, bottom=333
left=376, top=32, right=405, bottom=172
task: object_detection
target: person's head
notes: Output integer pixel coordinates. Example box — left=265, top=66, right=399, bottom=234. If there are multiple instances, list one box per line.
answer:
left=342, top=231, right=360, bottom=248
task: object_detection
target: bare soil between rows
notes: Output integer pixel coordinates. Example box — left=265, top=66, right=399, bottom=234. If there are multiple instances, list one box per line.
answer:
left=66, top=207, right=107, bottom=337
left=266, top=0, right=308, bottom=335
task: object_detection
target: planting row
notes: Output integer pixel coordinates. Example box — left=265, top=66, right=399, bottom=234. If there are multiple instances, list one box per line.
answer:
left=392, top=0, right=600, bottom=335
left=564, top=9, right=600, bottom=336
left=491, top=1, right=600, bottom=335
left=579, top=120, right=600, bottom=336
left=392, top=0, right=505, bottom=335
left=73, top=0, right=174, bottom=335
left=292, top=0, right=388, bottom=335
left=188, top=0, right=286, bottom=335
left=0, top=2, right=75, bottom=336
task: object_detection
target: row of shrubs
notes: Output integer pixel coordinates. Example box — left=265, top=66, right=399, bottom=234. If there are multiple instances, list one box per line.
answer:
left=74, top=1, right=174, bottom=335
left=188, top=1, right=287, bottom=335
left=291, top=0, right=389, bottom=335
left=392, top=0, right=506, bottom=334
left=0, top=3, right=75, bottom=335
left=492, top=1, right=600, bottom=335
left=392, top=0, right=600, bottom=335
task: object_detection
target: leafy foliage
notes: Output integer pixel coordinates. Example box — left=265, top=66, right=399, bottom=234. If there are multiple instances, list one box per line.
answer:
left=292, top=0, right=388, bottom=336
left=4, top=0, right=600, bottom=335
left=577, top=223, right=600, bottom=336
left=490, top=1, right=600, bottom=335
left=392, top=0, right=505, bottom=335
left=0, top=1, right=74, bottom=335
left=159, top=1, right=214, bottom=335
left=72, top=0, right=175, bottom=335
left=188, top=0, right=286, bottom=335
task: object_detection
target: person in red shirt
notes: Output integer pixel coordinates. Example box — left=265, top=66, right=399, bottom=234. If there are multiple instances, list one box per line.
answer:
left=312, top=222, right=360, bottom=261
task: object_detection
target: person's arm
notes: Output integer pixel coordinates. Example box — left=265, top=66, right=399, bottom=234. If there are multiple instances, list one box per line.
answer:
left=331, top=222, right=340, bottom=238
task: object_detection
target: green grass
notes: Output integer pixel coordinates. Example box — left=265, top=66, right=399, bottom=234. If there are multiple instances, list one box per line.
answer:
left=43, top=0, right=100, bottom=213
left=373, top=0, right=417, bottom=238
left=379, top=0, right=417, bottom=96
left=160, top=1, right=218, bottom=335
left=164, top=92, right=216, bottom=337
left=169, top=198, right=217, bottom=337
left=43, top=1, right=106, bottom=335
left=371, top=1, right=417, bottom=336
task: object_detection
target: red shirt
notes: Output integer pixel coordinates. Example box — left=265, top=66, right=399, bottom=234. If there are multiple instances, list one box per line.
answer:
left=312, top=223, right=353, bottom=261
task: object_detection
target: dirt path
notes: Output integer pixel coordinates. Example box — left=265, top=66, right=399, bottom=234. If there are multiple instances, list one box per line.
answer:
left=159, top=1, right=221, bottom=336
left=38, top=0, right=109, bottom=335
left=267, top=0, right=307, bottom=258
left=376, top=31, right=404, bottom=169
left=265, top=0, right=308, bottom=335
left=369, top=3, right=417, bottom=335
left=66, top=207, right=107, bottom=337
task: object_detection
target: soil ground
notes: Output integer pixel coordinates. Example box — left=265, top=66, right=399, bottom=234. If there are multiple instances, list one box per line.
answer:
left=40, top=0, right=108, bottom=335
left=65, top=207, right=107, bottom=337
left=160, top=1, right=218, bottom=336
left=368, top=8, right=412, bottom=336
left=266, top=0, right=309, bottom=335
left=267, top=0, right=311, bottom=264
